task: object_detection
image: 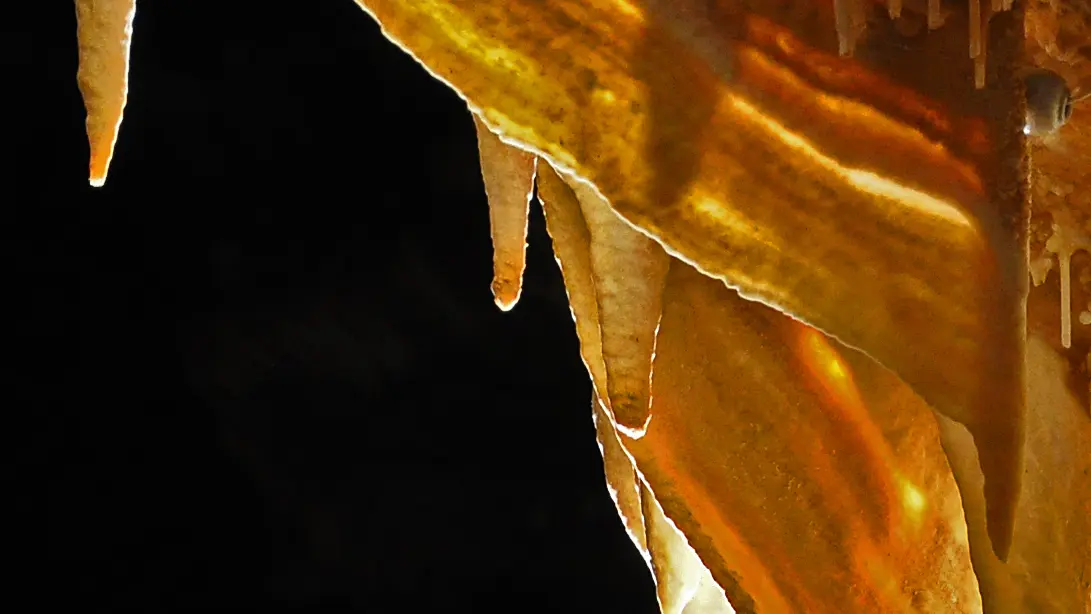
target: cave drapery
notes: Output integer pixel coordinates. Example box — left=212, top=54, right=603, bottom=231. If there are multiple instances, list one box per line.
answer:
left=71, top=1, right=1091, bottom=612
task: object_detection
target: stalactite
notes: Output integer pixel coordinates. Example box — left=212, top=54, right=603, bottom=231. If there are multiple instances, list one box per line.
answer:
left=970, top=0, right=982, bottom=60
left=840, top=0, right=1012, bottom=88
left=1045, top=208, right=1091, bottom=349
left=834, top=0, right=867, bottom=56
left=974, top=3, right=989, bottom=90
left=928, top=0, right=943, bottom=30
left=888, top=0, right=902, bottom=19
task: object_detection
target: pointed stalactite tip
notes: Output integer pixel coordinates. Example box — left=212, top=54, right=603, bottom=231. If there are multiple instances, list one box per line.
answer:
left=492, top=279, right=523, bottom=312
left=75, top=0, right=137, bottom=188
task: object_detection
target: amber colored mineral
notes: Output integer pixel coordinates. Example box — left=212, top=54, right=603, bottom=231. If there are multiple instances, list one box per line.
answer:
left=74, top=0, right=136, bottom=187
left=68, top=0, right=1091, bottom=612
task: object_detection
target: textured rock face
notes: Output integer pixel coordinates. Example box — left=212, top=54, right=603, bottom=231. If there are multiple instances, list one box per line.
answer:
left=1021, top=19, right=1091, bottom=610
left=1028, top=0, right=1091, bottom=72
left=1027, top=0, right=1091, bottom=399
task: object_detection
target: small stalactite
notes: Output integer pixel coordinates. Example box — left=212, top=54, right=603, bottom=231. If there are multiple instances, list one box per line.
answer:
left=969, top=0, right=987, bottom=89
left=1044, top=208, right=1091, bottom=349
left=472, top=115, right=537, bottom=312
left=927, top=0, right=943, bottom=30
left=75, top=0, right=138, bottom=187
left=887, top=0, right=902, bottom=19
left=837, top=0, right=1009, bottom=89
left=834, top=0, right=867, bottom=56
left=969, top=0, right=982, bottom=60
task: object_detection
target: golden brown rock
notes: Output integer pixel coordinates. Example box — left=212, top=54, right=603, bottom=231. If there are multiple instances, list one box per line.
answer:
left=473, top=115, right=537, bottom=311
left=937, top=335, right=1091, bottom=614
left=1027, top=0, right=1091, bottom=72
left=74, top=0, right=136, bottom=187
left=564, top=173, right=669, bottom=437
left=355, top=0, right=1031, bottom=562
left=64, top=1, right=1091, bottom=612
left=593, top=393, right=735, bottom=614
left=622, top=262, right=981, bottom=612
left=537, top=164, right=609, bottom=405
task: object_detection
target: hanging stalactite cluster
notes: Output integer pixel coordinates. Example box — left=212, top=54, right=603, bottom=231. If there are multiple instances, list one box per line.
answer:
left=66, top=1, right=1091, bottom=612
left=833, top=0, right=1014, bottom=87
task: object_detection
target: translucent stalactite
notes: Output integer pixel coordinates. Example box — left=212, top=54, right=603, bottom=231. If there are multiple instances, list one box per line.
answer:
left=833, top=0, right=867, bottom=56
left=564, top=173, right=670, bottom=438
left=968, top=0, right=1015, bottom=89
left=970, top=0, right=982, bottom=60
left=1044, top=208, right=1091, bottom=349
left=974, top=3, right=988, bottom=89
left=75, top=0, right=137, bottom=187
left=75, top=0, right=1091, bottom=609
left=928, top=0, right=943, bottom=30
left=888, top=0, right=902, bottom=19
left=834, top=0, right=854, bottom=56
left=473, top=115, right=537, bottom=311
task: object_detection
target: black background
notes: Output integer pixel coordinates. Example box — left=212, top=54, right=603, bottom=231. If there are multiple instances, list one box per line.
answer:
left=9, top=1, right=658, bottom=609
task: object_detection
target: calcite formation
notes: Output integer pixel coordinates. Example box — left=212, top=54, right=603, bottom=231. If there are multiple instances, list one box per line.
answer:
left=70, top=1, right=1091, bottom=612
left=1027, top=1, right=1091, bottom=391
